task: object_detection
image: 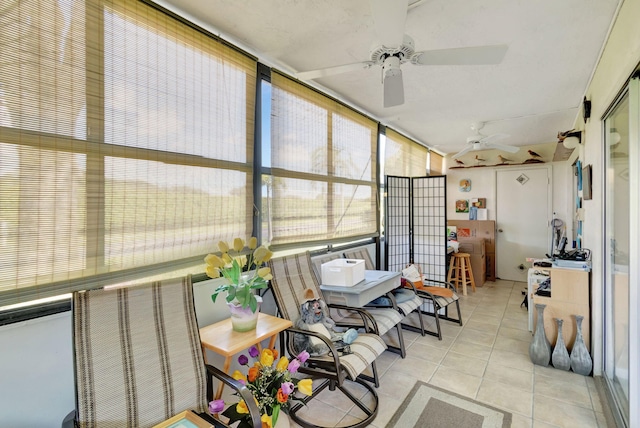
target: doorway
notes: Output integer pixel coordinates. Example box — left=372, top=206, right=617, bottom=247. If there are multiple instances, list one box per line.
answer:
left=495, top=166, right=552, bottom=281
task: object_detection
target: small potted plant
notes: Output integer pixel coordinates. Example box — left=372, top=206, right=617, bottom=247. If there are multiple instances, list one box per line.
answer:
left=204, top=237, right=273, bottom=331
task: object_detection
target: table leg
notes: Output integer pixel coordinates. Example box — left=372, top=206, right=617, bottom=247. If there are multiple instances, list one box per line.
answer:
left=267, top=334, right=278, bottom=351
left=214, top=356, right=232, bottom=400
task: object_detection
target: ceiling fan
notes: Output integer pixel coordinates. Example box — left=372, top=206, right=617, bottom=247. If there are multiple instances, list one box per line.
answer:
left=452, top=122, right=519, bottom=158
left=295, top=0, right=508, bottom=108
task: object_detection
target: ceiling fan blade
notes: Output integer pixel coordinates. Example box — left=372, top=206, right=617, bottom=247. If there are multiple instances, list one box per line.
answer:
left=485, top=142, right=520, bottom=153
left=452, top=145, right=474, bottom=159
left=369, top=0, right=409, bottom=47
left=413, top=44, right=508, bottom=66
left=383, top=69, right=404, bottom=108
left=479, top=133, right=509, bottom=145
left=296, top=61, right=374, bottom=80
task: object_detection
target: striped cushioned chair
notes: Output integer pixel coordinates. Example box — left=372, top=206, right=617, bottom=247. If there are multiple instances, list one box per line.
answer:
left=311, top=250, right=407, bottom=357
left=343, top=248, right=426, bottom=337
left=63, top=276, right=260, bottom=428
left=268, top=253, right=387, bottom=428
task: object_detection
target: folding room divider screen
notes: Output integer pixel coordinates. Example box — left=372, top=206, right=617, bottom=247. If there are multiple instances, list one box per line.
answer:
left=385, top=175, right=447, bottom=282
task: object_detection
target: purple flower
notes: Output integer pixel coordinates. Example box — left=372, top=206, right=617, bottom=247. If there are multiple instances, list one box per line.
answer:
left=281, top=381, right=294, bottom=395
left=238, top=354, right=249, bottom=365
left=287, top=358, right=301, bottom=373
left=248, top=345, right=259, bottom=358
left=297, top=350, right=310, bottom=363
left=209, top=399, right=225, bottom=414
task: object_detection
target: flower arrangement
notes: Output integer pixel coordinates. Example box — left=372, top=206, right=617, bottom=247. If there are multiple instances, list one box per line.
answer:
left=205, top=237, right=274, bottom=312
left=209, top=346, right=312, bottom=428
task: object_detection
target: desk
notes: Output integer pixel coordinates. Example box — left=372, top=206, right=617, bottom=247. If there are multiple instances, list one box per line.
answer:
left=199, top=313, right=292, bottom=399
left=319, top=270, right=401, bottom=307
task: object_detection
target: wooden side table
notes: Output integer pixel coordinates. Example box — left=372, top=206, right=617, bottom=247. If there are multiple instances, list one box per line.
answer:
left=199, top=312, right=292, bottom=400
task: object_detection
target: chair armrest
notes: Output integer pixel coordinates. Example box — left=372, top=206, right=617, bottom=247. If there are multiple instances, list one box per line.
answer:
left=206, top=364, right=261, bottom=428
left=326, top=304, right=379, bottom=334
left=61, top=410, right=75, bottom=428
left=421, top=277, right=457, bottom=291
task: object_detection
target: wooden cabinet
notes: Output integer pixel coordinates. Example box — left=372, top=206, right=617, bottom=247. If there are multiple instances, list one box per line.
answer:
left=531, top=267, right=590, bottom=352
left=448, top=220, right=496, bottom=281
left=457, top=238, right=486, bottom=286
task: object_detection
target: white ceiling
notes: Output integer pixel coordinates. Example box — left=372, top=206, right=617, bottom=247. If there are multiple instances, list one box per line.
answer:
left=157, top=0, right=621, bottom=156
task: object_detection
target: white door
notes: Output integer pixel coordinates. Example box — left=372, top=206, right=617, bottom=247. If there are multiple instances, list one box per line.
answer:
left=496, top=166, right=551, bottom=281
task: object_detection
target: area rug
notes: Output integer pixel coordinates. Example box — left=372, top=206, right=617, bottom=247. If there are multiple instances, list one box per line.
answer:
left=385, top=381, right=512, bottom=428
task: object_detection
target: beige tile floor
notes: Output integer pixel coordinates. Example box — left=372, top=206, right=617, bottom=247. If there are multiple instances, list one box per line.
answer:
left=290, top=279, right=608, bottom=428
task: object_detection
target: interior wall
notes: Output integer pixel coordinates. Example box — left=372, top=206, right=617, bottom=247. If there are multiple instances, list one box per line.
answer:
left=575, top=0, right=640, bottom=381
left=446, top=160, right=573, bottom=237
left=0, top=278, right=280, bottom=428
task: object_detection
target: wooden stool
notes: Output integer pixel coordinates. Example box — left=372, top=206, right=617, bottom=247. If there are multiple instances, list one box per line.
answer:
left=447, top=253, right=476, bottom=296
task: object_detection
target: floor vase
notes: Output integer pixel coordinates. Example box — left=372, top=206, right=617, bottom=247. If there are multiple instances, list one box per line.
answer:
left=551, top=318, right=571, bottom=370
left=530, top=303, right=551, bottom=366
left=570, top=314, right=592, bottom=375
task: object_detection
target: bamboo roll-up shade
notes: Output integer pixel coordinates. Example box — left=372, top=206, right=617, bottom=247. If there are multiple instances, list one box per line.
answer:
left=384, top=128, right=428, bottom=177
left=0, top=0, right=256, bottom=306
left=268, top=72, right=378, bottom=246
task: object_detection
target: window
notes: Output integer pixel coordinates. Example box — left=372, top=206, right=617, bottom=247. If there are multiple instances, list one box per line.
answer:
left=0, top=0, right=256, bottom=306
left=384, top=128, right=428, bottom=177
left=268, top=72, right=378, bottom=247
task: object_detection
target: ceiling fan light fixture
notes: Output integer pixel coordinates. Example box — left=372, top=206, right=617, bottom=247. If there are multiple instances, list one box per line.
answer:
left=382, top=55, right=402, bottom=79
left=562, top=135, right=580, bottom=149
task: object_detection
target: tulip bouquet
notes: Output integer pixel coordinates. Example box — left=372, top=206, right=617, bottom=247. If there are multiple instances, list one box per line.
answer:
left=205, top=237, right=274, bottom=312
left=209, top=346, right=312, bottom=428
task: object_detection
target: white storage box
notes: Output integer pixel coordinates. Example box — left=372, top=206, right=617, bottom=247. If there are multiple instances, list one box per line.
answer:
left=321, top=259, right=365, bottom=287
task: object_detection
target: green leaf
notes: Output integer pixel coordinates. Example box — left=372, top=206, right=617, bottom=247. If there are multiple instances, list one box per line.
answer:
left=272, top=404, right=280, bottom=427
left=249, top=295, right=257, bottom=312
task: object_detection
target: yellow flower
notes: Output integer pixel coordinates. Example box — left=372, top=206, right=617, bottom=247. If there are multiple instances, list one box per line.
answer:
left=298, top=378, right=313, bottom=396
left=253, top=246, right=273, bottom=264
left=248, top=237, right=258, bottom=250
left=218, top=240, right=229, bottom=253
left=260, top=348, right=275, bottom=367
left=235, top=255, right=248, bottom=269
left=205, top=265, right=221, bottom=278
left=276, top=356, right=289, bottom=372
left=222, top=253, right=233, bottom=265
left=261, top=414, right=272, bottom=428
left=236, top=400, right=249, bottom=414
left=233, top=238, right=245, bottom=252
left=231, top=370, right=246, bottom=382
left=257, top=267, right=272, bottom=279
left=204, top=253, right=225, bottom=268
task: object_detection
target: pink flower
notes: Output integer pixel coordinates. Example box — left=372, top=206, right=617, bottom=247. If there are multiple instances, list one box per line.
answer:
left=281, top=381, right=294, bottom=395
left=297, top=350, right=310, bottom=363
left=238, top=354, right=249, bottom=365
left=248, top=345, right=260, bottom=358
left=287, top=358, right=301, bottom=373
left=209, top=399, right=225, bottom=413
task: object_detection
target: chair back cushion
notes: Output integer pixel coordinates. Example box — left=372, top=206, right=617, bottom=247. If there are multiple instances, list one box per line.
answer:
left=73, top=276, right=207, bottom=427
left=343, top=248, right=375, bottom=270
left=268, top=253, right=325, bottom=325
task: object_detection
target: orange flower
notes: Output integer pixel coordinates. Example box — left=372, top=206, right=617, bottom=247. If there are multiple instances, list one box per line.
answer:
left=276, top=388, right=289, bottom=404
left=271, top=348, right=278, bottom=359
left=248, top=366, right=260, bottom=382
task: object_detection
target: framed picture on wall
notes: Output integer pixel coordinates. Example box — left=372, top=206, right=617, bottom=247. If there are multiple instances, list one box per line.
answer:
left=455, top=199, right=469, bottom=213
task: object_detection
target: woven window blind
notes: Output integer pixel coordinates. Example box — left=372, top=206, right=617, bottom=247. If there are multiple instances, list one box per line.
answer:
left=384, top=129, right=428, bottom=177
left=269, top=72, right=378, bottom=246
left=0, top=0, right=256, bottom=306
left=429, top=151, right=444, bottom=175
